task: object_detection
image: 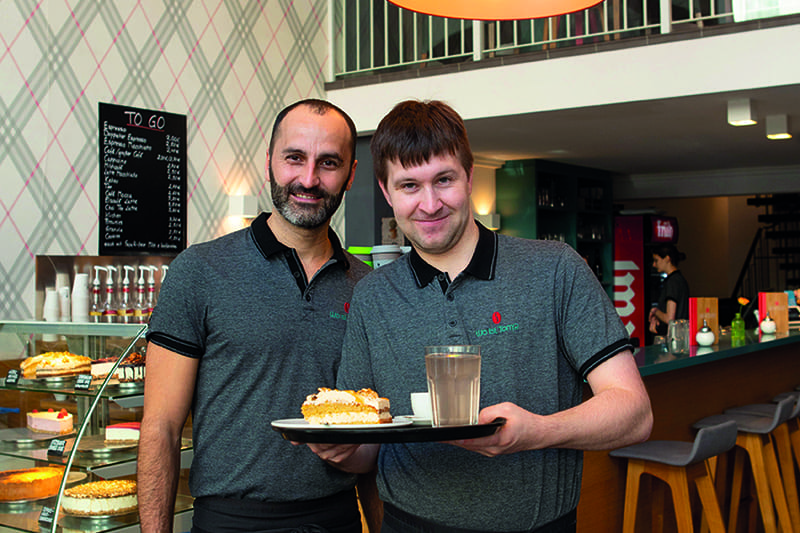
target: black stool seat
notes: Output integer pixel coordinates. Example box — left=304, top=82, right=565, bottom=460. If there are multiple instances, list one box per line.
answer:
left=724, top=391, right=800, bottom=418
left=610, top=420, right=737, bottom=465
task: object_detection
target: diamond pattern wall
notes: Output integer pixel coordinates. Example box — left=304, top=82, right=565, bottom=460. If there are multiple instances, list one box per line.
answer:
left=0, top=0, right=341, bottom=320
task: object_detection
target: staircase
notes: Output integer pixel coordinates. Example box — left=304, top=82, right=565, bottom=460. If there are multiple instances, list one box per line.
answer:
left=733, top=194, right=800, bottom=300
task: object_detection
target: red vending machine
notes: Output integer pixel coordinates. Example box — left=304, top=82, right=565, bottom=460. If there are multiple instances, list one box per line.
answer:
left=614, top=214, right=679, bottom=347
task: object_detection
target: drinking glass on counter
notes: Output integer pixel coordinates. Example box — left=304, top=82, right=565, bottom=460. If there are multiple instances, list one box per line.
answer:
left=424, top=345, right=481, bottom=426
left=667, top=319, right=690, bottom=355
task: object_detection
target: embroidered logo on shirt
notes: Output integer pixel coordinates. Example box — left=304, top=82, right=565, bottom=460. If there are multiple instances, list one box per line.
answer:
left=329, top=301, right=351, bottom=321
left=476, top=311, right=519, bottom=337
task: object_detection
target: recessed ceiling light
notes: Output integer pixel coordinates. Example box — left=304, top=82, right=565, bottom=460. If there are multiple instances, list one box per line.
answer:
left=766, top=114, right=792, bottom=140
left=727, top=98, right=757, bottom=126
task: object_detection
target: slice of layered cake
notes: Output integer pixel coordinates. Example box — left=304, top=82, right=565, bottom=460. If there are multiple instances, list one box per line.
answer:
left=301, top=388, right=392, bottom=425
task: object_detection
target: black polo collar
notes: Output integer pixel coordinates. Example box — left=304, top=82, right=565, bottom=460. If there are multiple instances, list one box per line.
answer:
left=249, top=212, right=350, bottom=268
left=409, top=221, right=498, bottom=288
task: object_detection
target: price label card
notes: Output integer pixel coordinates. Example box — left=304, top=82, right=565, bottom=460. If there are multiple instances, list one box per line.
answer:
left=47, top=439, right=67, bottom=457
left=38, top=505, right=55, bottom=525
left=5, top=369, right=19, bottom=386
left=74, top=374, right=92, bottom=390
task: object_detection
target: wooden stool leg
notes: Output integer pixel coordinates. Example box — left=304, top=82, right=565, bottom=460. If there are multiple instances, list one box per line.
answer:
left=761, top=434, right=795, bottom=533
left=737, top=433, right=778, bottom=533
left=742, top=433, right=779, bottom=533
left=623, top=460, right=645, bottom=533
left=664, top=467, right=694, bottom=533
left=774, top=423, right=800, bottom=528
left=695, top=461, right=727, bottom=533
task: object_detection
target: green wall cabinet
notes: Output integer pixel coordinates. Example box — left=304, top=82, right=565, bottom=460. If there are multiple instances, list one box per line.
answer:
left=496, top=159, right=614, bottom=297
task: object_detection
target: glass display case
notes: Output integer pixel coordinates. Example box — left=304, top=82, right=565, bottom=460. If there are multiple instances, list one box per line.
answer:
left=0, top=321, right=193, bottom=532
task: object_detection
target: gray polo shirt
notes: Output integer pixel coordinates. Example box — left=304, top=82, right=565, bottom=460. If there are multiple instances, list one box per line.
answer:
left=338, top=223, right=631, bottom=531
left=147, top=212, right=371, bottom=502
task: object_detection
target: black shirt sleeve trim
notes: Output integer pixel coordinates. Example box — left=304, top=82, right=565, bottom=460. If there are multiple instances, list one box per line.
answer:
left=146, top=331, right=203, bottom=358
left=578, top=338, right=634, bottom=378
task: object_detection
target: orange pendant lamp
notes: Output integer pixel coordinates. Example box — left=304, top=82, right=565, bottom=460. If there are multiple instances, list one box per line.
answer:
left=388, top=0, right=603, bottom=20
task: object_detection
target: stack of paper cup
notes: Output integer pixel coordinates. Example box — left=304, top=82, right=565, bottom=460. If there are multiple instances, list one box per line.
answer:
left=56, top=272, right=71, bottom=321
left=43, top=288, right=60, bottom=341
left=71, top=273, right=90, bottom=323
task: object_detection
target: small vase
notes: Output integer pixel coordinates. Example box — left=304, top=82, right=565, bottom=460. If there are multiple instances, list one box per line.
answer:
left=731, top=312, right=746, bottom=343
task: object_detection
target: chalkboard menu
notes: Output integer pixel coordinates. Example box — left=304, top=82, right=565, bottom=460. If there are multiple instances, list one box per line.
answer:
left=99, top=102, right=187, bottom=256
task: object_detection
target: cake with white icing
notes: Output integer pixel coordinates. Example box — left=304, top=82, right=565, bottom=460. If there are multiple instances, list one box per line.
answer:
left=301, top=388, right=392, bottom=425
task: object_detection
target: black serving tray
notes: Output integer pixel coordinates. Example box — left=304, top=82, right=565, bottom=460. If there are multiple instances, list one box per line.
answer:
left=271, top=417, right=506, bottom=444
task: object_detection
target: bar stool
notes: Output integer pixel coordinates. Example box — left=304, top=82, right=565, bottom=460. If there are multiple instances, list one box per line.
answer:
left=724, top=391, right=800, bottom=528
left=609, top=420, right=737, bottom=533
left=693, top=395, right=796, bottom=533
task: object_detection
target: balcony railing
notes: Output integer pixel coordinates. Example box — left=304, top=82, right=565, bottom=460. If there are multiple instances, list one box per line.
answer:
left=329, top=0, right=736, bottom=79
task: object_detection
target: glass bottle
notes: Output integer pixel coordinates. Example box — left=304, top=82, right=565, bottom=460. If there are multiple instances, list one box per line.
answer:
left=731, top=312, right=746, bottom=346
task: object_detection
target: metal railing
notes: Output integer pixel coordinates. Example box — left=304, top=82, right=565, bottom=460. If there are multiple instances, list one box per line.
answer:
left=330, top=0, right=735, bottom=78
left=733, top=195, right=800, bottom=300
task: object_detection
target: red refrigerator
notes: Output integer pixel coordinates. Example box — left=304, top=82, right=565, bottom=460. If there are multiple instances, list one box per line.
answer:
left=614, top=215, right=679, bottom=347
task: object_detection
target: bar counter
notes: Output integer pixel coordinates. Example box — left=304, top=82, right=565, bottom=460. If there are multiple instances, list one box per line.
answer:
left=577, top=328, right=800, bottom=533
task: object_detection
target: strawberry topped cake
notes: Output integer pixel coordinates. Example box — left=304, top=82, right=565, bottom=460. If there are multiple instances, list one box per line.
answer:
left=27, top=408, right=73, bottom=434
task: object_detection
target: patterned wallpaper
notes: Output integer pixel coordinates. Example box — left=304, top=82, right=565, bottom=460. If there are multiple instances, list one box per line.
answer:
left=0, top=0, right=342, bottom=320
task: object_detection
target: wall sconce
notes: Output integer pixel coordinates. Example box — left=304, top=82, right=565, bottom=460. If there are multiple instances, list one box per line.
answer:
left=229, top=195, right=258, bottom=218
left=475, top=213, right=501, bottom=231
left=727, top=98, right=757, bottom=126
left=766, top=114, right=792, bottom=140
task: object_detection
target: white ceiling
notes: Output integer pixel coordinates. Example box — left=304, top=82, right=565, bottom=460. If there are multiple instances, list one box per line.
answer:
left=463, top=84, right=800, bottom=176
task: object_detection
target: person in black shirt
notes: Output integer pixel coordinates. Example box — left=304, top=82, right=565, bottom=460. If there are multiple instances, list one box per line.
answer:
left=649, top=244, right=689, bottom=336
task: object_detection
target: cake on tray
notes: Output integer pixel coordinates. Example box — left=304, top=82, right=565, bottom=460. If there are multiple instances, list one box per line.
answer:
left=27, top=408, right=73, bottom=434
left=301, top=388, right=392, bottom=425
left=0, top=467, right=65, bottom=501
left=61, top=479, right=137, bottom=517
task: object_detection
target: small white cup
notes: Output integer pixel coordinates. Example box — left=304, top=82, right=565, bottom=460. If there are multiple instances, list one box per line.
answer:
left=410, top=392, right=432, bottom=420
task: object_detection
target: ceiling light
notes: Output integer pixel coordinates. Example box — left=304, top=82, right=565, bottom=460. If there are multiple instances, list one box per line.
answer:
left=388, top=0, right=603, bottom=20
left=727, top=98, right=757, bottom=126
left=766, top=114, right=792, bottom=140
